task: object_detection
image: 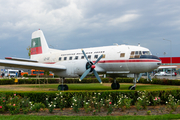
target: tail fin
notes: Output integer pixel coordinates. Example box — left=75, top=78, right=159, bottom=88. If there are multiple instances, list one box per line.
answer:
left=30, top=30, right=49, bottom=59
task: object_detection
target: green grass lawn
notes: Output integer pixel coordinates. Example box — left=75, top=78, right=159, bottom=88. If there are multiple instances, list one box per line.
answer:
left=0, top=83, right=179, bottom=91
left=1, top=114, right=180, bottom=120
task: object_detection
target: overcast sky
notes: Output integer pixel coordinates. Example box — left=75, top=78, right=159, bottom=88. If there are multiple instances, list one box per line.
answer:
left=0, top=0, right=180, bottom=59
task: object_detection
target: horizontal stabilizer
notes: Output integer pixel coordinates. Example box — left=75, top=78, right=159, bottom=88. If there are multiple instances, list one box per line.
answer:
left=158, top=66, right=177, bottom=69
left=5, top=57, right=38, bottom=63
left=0, top=59, right=66, bottom=71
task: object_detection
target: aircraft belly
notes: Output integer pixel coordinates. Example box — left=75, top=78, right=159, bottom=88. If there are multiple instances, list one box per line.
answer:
left=99, top=63, right=129, bottom=72
left=127, top=62, right=159, bottom=73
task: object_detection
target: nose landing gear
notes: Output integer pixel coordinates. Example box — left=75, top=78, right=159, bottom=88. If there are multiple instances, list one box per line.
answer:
left=128, top=74, right=138, bottom=90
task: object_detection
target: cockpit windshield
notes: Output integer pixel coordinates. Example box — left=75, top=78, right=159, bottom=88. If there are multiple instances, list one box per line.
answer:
left=130, top=50, right=151, bottom=59
left=142, top=51, right=150, bottom=55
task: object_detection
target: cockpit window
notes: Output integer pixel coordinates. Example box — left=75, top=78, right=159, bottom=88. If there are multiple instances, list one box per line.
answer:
left=130, top=51, right=150, bottom=59
left=143, top=51, right=150, bottom=55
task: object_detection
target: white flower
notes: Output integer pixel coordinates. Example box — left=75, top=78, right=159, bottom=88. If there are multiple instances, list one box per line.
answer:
left=54, top=105, right=56, bottom=107
left=46, top=98, right=48, bottom=100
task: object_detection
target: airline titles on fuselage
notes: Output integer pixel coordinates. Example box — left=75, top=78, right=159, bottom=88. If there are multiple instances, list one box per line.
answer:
left=61, top=51, right=105, bottom=56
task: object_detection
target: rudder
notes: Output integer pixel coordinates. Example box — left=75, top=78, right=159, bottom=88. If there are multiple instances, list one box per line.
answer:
left=30, top=30, right=49, bottom=56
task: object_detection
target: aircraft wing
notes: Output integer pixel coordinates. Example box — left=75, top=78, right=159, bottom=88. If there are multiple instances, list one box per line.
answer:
left=5, top=57, right=38, bottom=62
left=0, top=59, right=66, bottom=71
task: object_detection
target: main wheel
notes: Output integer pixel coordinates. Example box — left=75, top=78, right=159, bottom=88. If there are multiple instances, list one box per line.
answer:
left=111, top=82, right=120, bottom=89
left=128, top=86, right=135, bottom=90
left=58, top=85, right=69, bottom=91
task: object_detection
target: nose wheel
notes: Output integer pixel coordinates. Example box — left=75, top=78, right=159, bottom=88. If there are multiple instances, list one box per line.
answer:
left=128, top=85, right=135, bottom=90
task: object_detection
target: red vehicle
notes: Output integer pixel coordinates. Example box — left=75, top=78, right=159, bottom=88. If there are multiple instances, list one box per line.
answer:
left=31, top=69, right=53, bottom=76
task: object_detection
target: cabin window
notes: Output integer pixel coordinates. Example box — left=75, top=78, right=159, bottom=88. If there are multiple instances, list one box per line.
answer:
left=131, top=51, right=135, bottom=55
left=139, top=51, right=142, bottom=55
left=88, top=55, right=91, bottom=59
left=120, top=53, right=125, bottom=57
left=135, top=51, right=139, bottom=55
left=94, top=55, right=98, bottom=59
left=69, top=56, right=72, bottom=60
left=64, top=57, right=67, bottom=60
left=59, top=57, right=61, bottom=61
left=75, top=56, right=78, bottom=60
left=81, top=56, right=84, bottom=59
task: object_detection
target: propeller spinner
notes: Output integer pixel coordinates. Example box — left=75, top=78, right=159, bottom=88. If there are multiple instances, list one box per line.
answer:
left=79, top=49, right=104, bottom=84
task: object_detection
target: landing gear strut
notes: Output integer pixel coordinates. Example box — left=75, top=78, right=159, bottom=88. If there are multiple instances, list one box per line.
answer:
left=57, top=77, right=68, bottom=91
left=111, top=78, right=120, bottom=89
left=128, top=74, right=137, bottom=90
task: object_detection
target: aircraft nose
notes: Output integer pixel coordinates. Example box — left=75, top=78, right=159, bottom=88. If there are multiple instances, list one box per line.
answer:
left=140, top=55, right=161, bottom=60
left=140, top=55, right=161, bottom=66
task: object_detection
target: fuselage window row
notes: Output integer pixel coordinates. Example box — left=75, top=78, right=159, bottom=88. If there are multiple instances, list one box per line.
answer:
left=59, top=54, right=105, bottom=61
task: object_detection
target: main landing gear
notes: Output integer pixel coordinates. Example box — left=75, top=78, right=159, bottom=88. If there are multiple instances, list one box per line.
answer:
left=111, top=78, right=120, bottom=89
left=57, top=78, right=69, bottom=91
left=111, top=74, right=138, bottom=90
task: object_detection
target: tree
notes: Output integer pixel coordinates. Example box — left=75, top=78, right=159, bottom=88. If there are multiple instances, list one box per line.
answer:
left=26, top=46, right=31, bottom=58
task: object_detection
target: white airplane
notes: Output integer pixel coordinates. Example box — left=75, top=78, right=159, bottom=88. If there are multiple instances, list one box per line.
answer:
left=0, top=30, right=161, bottom=90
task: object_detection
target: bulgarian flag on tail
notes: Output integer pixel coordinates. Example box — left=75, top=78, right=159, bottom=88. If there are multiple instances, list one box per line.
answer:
left=31, top=37, right=42, bottom=55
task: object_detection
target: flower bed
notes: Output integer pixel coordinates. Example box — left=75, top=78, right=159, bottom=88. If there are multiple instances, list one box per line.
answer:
left=1, top=89, right=180, bottom=115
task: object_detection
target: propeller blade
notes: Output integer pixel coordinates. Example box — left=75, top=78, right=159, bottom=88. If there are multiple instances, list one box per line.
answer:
left=81, top=49, right=91, bottom=64
left=79, top=68, right=91, bottom=81
left=94, top=54, right=104, bottom=65
left=93, top=69, right=102, bottom=84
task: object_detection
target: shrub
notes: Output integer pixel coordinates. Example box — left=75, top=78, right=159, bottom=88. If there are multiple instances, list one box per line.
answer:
left=166, top=94, right=180, bottom=111
left=7, top=94, right=21, bottom=115
left=31, top=102, right=45, bottom=112
left=71, top=95, right=82, bottom=113
left=0, top=93, right=7, bottom=113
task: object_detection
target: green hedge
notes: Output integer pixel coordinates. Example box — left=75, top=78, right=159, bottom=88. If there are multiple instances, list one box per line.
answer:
left=1, top=89, right=180, bottom=108
left=1, top=77, right=180, bottom=86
